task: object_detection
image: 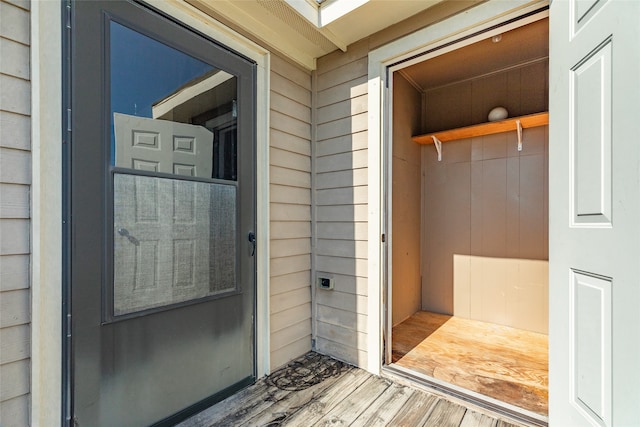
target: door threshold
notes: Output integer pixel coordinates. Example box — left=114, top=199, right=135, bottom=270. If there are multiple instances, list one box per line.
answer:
left=382, top=364, right=548, bottom=427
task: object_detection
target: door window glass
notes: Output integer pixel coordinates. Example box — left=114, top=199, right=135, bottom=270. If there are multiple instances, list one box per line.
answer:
left=110, top=21, right=239, bottom=316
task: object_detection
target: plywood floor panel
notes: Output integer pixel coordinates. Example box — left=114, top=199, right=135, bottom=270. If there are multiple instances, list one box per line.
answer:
left=392, top=311, right=548, bottom=416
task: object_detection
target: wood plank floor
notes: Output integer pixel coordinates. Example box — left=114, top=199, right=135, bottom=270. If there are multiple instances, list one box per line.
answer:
left=178, top=352, right=528, bottom=427
left=392, top=311, right=548, bottom=416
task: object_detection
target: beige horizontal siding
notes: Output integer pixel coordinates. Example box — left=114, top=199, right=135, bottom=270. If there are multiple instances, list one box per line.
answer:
left=0, top=74, right=31, bottom=116
left=0, top=219, right=30, bottom=255
left=0, top=1, right=30, bottom=45
left=270, top=129, right=310, bottom=156
left=0, top=289, right=30, bottom=328
left=271, top=302, right=311, bottom=332
left=0, top=1, right=31, bottom=423
left=316, top=239, right=368, bottom=259
left=0, top=394, right=29, bottom=427
left=316, top=131, right=368, bottom=157
left=313, top=39, right=369, bottom=367
left=0, top=255, right=29, bottom=292
left=0, top=111, right=31, bottom=151
left=0, top=37, right=30, bottom=79
left=268, top=54, right=313, bottom=370
left=0, top=147, right=31, bottom=184
left=0, top=184, right=29, bottom=218
left=317, top=94, right=367, bottom=125
left=270, top=238, right=310, bottom=258
left=0, top=324, right=30, bottom=364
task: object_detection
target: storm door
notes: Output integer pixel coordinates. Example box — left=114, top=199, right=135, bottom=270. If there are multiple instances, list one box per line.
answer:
left=67, top=1, right=256, bottom=425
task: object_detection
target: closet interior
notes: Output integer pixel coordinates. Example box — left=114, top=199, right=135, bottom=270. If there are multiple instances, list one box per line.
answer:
left=390, top=18, right=549, bottom=417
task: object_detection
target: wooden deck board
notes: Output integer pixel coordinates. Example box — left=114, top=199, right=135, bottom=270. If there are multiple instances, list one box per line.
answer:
left=180, top=352, right=532, bottom=427
left=280, top=369, right=370, bottom=425
left=424, top=399, right=467, bottom=426
left=460, top=410, right=498, bottom=427
left=240, top=361, right=349, bottom=426
left=392, top=311, right=548, bottom=416
left=388, top=392, right=438, bottom=426
left=349, top=382, right=415, bottom=427
left=312, top=375, right=391, bottom=426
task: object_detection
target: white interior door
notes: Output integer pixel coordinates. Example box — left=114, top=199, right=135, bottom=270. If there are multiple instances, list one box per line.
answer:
left=114, top=112, right=214, bottom=177
left=549, top=1, right=640, bottom=425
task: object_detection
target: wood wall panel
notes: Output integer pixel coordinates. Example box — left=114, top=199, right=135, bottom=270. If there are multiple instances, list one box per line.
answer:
left=421, top=63, right=548, bottom=317
left=423, top=132, right=548, bottom=314
left=391, top=73, right=423, bottom=326
left=424, top=61, right=548, bottom=133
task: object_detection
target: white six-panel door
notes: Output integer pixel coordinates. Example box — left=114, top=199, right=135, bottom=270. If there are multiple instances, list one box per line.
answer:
left=549, top=0, right=640, bottom=425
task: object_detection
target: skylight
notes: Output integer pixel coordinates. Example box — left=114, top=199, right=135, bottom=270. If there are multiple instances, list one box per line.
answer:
left=285, top=0, right=370, bottom=28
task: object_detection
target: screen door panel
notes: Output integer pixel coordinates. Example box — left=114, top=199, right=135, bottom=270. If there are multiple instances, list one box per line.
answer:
left=113, top=174, right=236, bottom=315
left=69, top=1, right=256, bottom=425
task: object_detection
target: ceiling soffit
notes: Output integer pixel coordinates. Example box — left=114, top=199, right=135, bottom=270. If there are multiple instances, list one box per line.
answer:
left=186, top=0, right=444, bottom=70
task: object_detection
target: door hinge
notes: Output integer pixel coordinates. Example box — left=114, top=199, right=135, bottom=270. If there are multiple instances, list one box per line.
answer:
left=381, top=233, right=386, bottom=243
left=65, top=0, right=72, bottom=30
left=66, top=313, right=72, bottom=338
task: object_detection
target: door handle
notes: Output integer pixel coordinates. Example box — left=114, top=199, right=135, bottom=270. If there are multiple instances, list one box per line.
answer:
left=248, top=231, right=256, bottom=256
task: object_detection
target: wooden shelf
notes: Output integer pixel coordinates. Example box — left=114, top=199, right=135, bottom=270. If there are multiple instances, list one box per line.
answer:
left=412, top=112, right=549, bottom=145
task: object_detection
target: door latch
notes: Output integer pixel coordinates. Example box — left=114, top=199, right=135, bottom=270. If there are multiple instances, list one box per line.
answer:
left=248, top=231, right=256, bottom=256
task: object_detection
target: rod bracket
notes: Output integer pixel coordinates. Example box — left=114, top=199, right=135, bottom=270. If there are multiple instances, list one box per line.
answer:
left=516, top=119, right=523, bottom=152
left=432, top=135, right=443, bottom=161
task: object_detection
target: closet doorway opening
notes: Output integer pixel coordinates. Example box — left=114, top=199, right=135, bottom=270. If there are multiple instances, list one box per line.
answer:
left=386, top=15, right=549, bottom=423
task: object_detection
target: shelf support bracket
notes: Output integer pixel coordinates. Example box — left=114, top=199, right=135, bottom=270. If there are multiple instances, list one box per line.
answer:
left=432, top=135, right=443, bottom=161
left=516, top=119, right=523, bottom=152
